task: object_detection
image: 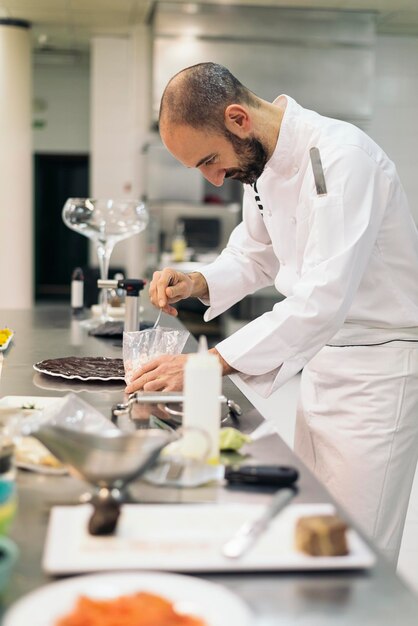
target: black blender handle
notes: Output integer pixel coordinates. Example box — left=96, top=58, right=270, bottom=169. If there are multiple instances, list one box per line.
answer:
left=224, top=464, right=299, bottom=486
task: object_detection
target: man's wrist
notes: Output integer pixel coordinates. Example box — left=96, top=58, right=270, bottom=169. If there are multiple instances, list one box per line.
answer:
left=209, top=348, right=236, bottom=376
left=188, top=272, right=209, bottom=300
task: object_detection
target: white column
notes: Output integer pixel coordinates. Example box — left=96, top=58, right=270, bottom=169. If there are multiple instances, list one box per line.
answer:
left=90, top=26, right=152, bottom=279
left=0, top=20, right=32, bottom=308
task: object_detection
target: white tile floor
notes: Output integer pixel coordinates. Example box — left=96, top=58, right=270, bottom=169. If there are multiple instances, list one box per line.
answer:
left=242, top=374, right=418, bottom=595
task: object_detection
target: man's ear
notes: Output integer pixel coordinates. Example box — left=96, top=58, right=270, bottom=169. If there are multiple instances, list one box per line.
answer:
left=224, top=104, right=251, bottom=138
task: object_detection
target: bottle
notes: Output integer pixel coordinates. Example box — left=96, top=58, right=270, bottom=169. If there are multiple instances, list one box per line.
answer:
left=172, top=220, right=187, bottom=262
left=183, top=336, right=222, bottom=463
left=71, top=267, right=84, bottom=315
left=0, top=439, right=17, bottom=535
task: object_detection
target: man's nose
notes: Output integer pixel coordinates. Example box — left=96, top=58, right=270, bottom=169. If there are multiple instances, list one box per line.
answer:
left=202, top=169, right=225, bottom=187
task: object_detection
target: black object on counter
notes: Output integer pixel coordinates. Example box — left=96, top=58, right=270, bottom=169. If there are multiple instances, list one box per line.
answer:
left=88, top=500, right=121, bottom=536
left=225, top=464, right=299, bottom=487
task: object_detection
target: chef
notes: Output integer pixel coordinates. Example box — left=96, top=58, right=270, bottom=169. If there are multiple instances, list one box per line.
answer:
left=126, top=62, right=418, bottom=564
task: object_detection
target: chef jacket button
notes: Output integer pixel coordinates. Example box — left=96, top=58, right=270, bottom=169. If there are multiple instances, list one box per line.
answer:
left=293, top=166, right=299, bottom=174
left=290, top=217, right=297, bottom=225
left=279, top=258, right=286, bottom=266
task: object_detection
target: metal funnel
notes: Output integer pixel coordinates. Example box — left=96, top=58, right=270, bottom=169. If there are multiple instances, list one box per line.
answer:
left=33, top=425, right=175, bottom=491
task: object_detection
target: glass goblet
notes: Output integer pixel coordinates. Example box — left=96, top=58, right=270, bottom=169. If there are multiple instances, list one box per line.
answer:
left=62, top=198, right=149, bottom=323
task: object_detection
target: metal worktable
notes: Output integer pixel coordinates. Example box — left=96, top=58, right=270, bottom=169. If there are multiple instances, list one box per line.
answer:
left=0, top=305, right=417, bottom=624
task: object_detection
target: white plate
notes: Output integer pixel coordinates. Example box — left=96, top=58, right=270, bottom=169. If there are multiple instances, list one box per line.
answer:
left=0, top=330, right=14, bottom=352
left=43, top=503, right=376, bottom=575
left=3, top=571, right=252, bottom=626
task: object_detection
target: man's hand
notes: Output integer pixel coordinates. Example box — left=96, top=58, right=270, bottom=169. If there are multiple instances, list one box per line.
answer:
left=125, top=354, right=188, bottom=393
left=125, top=349, right=236, bottom=394
left=149, top=268, right=208, bottom=317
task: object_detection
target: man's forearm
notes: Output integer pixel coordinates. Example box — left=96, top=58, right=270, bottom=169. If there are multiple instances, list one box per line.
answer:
left=188, top=272, right=209, bottom=300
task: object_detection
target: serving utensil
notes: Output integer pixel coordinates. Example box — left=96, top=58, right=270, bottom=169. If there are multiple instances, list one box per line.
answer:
left=222, top=486, right=297, bottom=559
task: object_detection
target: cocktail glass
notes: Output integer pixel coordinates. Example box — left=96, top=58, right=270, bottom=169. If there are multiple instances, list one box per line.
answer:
left=62, top=198, right=149, bottom=325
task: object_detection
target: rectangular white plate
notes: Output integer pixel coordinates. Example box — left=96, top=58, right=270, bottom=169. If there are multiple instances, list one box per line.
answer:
left=43, top=502, right=376, bottom=574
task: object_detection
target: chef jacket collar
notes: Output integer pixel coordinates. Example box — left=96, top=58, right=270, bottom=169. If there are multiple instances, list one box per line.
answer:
left=264, top=94, right=302, bottom=179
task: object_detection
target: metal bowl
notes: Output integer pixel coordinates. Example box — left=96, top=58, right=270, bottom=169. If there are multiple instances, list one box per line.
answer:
left=33, top=425, right=175, bottom=491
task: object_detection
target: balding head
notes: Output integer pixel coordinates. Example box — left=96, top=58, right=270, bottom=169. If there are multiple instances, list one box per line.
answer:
left=159, top=62, right=259, bottom=135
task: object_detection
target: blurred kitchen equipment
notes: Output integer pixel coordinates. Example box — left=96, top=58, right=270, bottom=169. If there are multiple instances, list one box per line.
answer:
left=144, top=460, right=299, bottom=489
left=149, top=201, right=241, bottom=258
left=0, top=439, right=17, bottom=535
left=32, top=425, right=175, bottom=535
left=16, top=393, right=176, bottom=535
left=112, top=391, right=242, bottom=426
left=222, top=487, right=298, bottom=559
left=97, top=278, right=146, bottom=333
left=62, top=198, right=148, bottom=326
left=70, top=267, right=84, bottom=316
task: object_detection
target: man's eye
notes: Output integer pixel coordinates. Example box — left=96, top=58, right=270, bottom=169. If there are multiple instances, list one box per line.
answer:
left=205, top=156, right=217, bottom=166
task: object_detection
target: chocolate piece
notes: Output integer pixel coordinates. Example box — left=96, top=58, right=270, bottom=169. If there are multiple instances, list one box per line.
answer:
left=295, top=514, right=349, bottom=557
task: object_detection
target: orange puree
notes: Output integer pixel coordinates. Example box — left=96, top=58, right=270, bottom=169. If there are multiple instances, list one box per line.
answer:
left=56, top=591, right=207, bottom=626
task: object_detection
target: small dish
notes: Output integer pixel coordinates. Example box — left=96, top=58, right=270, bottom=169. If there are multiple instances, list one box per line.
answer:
left=0, top=535, right=19, bottom=594
left=0, top=330, right=14, bottom=352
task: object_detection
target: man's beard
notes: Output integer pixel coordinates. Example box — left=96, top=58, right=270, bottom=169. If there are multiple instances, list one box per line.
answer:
left=223, top=132, right=268, bottom=185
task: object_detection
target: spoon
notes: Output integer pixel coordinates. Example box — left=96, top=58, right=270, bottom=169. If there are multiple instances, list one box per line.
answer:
left=152, top=275, right=174, bottom=329
left=152, top=309, right=162, bottom=330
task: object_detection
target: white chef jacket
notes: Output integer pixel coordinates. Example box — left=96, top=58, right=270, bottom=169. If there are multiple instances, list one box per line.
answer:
left=199, top=95, right=418, bottom=398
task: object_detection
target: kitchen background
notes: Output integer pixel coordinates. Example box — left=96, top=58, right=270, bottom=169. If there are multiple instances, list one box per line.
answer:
left=0, top=0, right=418, bottom=590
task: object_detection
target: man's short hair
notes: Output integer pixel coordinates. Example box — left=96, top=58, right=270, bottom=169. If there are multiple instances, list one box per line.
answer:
left=159, top=62, right=258, bottom=133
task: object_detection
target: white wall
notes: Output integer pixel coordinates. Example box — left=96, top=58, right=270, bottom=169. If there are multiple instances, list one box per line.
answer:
left=369, top=35, right=418, bottom=223
left=33, top=61, right=90, bottom=154
left=31, top=32, right=418, bottom=218
left=90, top=28, right=151, bottom=277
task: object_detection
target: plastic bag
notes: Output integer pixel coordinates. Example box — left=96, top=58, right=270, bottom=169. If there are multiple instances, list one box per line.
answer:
left=123, top=327, right=190, bottom=384
left=19, top=393, right=117, bottom=437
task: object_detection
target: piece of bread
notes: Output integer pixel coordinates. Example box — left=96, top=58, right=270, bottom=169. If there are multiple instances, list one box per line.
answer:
left=295, top=514, right=349, bottom=556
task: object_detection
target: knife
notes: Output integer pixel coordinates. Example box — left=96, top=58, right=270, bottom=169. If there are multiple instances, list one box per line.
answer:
left=309, top=146, right=327, bottom=196
left=143, top=462, right=299, bottom=489
left=222, top=486, right=297, bottom=559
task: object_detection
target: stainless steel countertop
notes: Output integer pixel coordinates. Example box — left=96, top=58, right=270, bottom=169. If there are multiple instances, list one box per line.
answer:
left=1, top=305, right=417, bottom=624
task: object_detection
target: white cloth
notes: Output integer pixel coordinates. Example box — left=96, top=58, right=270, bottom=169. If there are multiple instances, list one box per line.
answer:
left=197, top=95, right=418, bottom=561
left=294, top=342, right=418, bottom=564
left=200, top=95, right=418, bottom=398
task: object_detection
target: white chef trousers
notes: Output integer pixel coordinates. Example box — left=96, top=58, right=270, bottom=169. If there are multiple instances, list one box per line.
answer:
left=294, top=341, right=418, bottom=565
